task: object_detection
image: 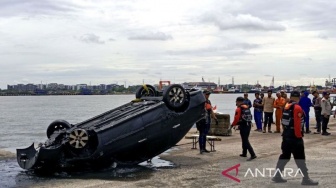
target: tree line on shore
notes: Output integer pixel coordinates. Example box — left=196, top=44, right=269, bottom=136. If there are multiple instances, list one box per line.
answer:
left=0, top=85, right=142, bottom=96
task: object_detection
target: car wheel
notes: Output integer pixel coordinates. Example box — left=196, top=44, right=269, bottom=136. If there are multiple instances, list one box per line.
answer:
left=135, top=84, right=157, bottom=98
left=163, top=84, right=187, bottom=110
left=46, top=120, right=71, bottom=138
left=68, top=128, right=89, bottom=149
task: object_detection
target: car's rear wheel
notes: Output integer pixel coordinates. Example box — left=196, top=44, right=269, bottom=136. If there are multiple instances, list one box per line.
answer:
left=46, top=120, right=71, bottom=138
left=135, top=84, right=157, bottom=98
left=163, top=84, right=187, bottom=110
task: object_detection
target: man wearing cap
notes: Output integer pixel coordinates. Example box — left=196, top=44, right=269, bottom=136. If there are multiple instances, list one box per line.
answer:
left=272, top=91, right=318, bottom=185
left=262, top=90, right=275, bottom=133
left=321, top=92, right=332, bottom=136
left=231, top=97, right=257, bottom=161
left=197, top=90, right=218, bottom=154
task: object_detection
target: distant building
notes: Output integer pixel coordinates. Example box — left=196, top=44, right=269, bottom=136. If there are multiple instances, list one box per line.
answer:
left=37, top=84, right=47, bottom=89
left=76, top=84, right=87, bottom=90
left=58, top=84, right=65, bottom=90
left=7, top=84, right=37, bottom=91
left=7, top=85, right=14, bottom=90
left=48, top=83, right=58, bottom=90
left=106, top=84, right=119, bottom=90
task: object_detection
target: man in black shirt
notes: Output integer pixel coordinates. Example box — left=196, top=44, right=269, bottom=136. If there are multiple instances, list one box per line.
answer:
left=253, top=92, right=263, bottom=132
left=312, top=91, right=322, bottom=133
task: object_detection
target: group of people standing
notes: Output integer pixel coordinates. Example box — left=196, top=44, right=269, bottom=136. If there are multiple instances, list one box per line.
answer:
left=312, top=91, right=334, bottom=135
left=196, top=89, right=335, bottom=186
left=243, top=90, right=333, bottom=135
left=232, top=90, right=324, bottom=185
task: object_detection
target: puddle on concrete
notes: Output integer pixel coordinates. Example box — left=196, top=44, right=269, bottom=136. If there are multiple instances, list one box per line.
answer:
left=0, top=154, right=175, bottom=188
left=139, top=156, right=175, bottom=168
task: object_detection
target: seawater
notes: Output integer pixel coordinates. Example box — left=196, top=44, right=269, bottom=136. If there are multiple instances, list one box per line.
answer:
left=0, top=93, right=332, bottom=150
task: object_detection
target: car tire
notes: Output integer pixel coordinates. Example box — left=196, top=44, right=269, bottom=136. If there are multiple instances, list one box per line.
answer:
left=135, top=84, right=157, bottom=98
left=46, top=119, right=71, bottom=138
left=68, top=128, right=89, bottom=149
left=163, top=84, right=187, bottom=110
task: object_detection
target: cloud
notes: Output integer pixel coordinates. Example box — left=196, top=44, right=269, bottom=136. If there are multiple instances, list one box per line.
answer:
left=0, top=0, right=79, bottom=17
left=317, top=34, right=328, bottom=40
left=0, top=0, right=335, bottom=89
left=78, top=34, right=105, bottom=44
left=167, top=43, right=259, bottom=57
left=201, top=13, right=286, bottom=31
left=128, top=32, right=173, bottom=41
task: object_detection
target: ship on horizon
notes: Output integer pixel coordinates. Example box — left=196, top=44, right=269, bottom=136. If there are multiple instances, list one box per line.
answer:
left=228, top=87, right=240, bottom=93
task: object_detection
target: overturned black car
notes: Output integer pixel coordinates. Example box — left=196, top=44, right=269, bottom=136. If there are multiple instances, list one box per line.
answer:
left=17, top=84, right=205, bottom=172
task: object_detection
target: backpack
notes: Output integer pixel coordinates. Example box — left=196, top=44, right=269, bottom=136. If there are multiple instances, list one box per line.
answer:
left=282, top=103, right=305, bottom=136
left=240, top=107, right=252, bottom=122
left=281, top=104, right=295, bottom=127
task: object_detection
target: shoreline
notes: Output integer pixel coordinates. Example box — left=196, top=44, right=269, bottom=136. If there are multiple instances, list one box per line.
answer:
left=0, top=150, right=15, bottom=160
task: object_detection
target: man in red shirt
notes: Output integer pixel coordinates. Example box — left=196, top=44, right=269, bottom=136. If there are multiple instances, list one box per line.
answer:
left=231, top=97, right=257, bottom=161
left=272, top=91, right=318, bottom=185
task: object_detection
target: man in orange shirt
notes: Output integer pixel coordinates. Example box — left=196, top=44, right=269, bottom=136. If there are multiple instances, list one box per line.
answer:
left=274, top=92, right=286, bottom=133
left=272, top=91, right=318, bottom=185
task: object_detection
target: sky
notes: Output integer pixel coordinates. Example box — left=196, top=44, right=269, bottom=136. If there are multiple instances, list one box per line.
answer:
left=0, top=0, right=335, bottom=89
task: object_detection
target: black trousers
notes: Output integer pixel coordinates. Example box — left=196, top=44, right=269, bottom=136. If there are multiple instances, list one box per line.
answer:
left=322, top=115, right=330, bottom=133
left=199, top=123, right=210, bottom=150
left=264, top=112, right=273, bottom=128
left=240, top=123, right=256, bottom=157
left=315, top=110, right=322, bottom=132
left=275, top=138, right=308, bottom=177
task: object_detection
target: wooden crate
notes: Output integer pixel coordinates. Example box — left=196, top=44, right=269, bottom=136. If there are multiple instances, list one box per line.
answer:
left=208, top=113, right=231, bottom=136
